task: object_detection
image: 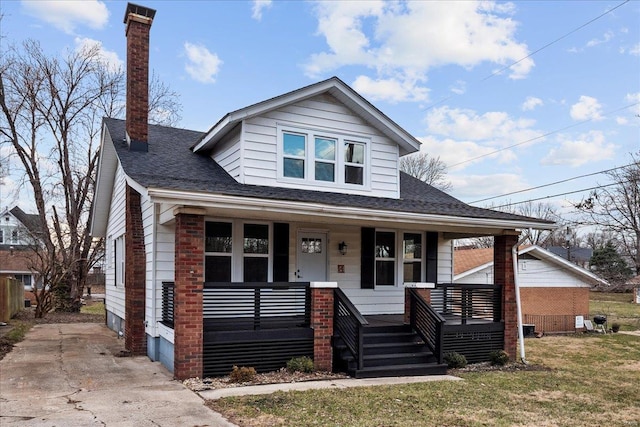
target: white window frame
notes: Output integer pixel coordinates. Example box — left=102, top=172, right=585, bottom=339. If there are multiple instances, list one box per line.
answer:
left=375, top=230, right=396, bottom=287
left=114, top=235, right=125, bottom=287
left=277, top=124, right=370, bottom=190
left=402, top=232, right=424, bottom=284
left=204, top=221, right=233, bottom=283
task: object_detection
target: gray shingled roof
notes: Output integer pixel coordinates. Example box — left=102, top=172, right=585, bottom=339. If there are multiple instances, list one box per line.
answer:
left=105, top=118, right=551, bottom=224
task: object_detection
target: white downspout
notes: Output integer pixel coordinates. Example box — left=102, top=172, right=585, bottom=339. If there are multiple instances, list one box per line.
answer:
left=513, top=232, right=529, bottom=365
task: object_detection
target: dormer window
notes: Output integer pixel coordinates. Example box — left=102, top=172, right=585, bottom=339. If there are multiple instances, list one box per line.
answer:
left=278, top=125, right=369, bottom=189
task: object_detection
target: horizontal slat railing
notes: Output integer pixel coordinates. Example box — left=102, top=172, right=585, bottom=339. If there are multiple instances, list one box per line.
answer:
left=431, top=283, right=502, bottom=324
left=161, top=281, right=174, bottom=328
left=203, top=282, right=311, bottom=331
left=334, top=288, right=368, bottom=370
left=408, top=288, right=445, bottom=364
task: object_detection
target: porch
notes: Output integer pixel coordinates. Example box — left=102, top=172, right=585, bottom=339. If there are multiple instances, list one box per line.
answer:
left=162, top=280, right=505, bottom=378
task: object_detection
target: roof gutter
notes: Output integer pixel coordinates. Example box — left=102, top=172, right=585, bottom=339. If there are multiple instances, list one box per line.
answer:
left=146, top=187, right=555, bottom=231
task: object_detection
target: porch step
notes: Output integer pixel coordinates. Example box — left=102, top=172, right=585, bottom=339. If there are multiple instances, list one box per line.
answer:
left=333, top=322, right=446, bottom=379
left=350, top=363, right=448, bottom=379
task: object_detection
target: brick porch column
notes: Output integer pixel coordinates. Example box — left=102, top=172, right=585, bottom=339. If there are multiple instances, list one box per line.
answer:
left=311, top=282, right=337, bottom=372
left=404, top=282, right=434, bottom=324
left=124, top=185, right=146, bottom=355
left=173, top=209, right=205, bottom=380
left=495, top=234, right=519, bottom=360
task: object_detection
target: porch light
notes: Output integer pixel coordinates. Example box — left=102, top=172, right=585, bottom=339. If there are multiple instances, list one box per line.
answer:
left=338, top=241, right=348, bottom=255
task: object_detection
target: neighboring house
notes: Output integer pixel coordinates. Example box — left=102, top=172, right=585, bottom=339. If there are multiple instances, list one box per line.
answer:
left=454, top=245, right=608, bottom=333
left=90, top=3, right=553, bottom=380
left=0, top=206, right=45, bottom=296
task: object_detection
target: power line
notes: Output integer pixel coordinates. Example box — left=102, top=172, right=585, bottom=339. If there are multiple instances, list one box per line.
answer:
left=480, top=0, right=630, bottom=82
left=424, top=0, right=630, bottom=112
left=468, top=163, right=634, bottom=204
left=489, top=182, right=623, bottom=209
left=445, top=102, right=640, bottom=169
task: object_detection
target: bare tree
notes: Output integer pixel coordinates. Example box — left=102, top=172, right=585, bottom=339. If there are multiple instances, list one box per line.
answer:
left=575, top=152, right=640, bottom=275
left=400, top=152, right=452, bottom=191
left=0, top=39, right=180, bottom=314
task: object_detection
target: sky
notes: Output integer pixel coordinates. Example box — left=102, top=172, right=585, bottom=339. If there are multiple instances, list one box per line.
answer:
left=1, top=0, right=639, bottom=234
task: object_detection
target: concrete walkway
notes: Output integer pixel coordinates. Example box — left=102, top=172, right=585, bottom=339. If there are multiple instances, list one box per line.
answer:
left=0, top=323, right=236, bottom=427
left=199, top=374, right=462, bottom=400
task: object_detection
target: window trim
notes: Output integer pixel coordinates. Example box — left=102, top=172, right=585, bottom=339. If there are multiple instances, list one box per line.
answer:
left=277, top=124, right=371, bottom=190
left=375, top=230, right=396, bottom=287
left=402, top=232, right=424, bottom=283
left=114, top=235, right=125, bottom=287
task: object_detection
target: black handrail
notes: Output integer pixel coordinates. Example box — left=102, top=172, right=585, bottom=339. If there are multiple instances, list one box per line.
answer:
left=161, top=281, right=174, bottom=328
left=334, top=288, right=368, bottom=370
left=408, top=288, right=445, bottom=364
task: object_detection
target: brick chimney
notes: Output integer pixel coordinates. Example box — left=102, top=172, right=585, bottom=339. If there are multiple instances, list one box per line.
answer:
left=124, top=3, right=156, bottom=152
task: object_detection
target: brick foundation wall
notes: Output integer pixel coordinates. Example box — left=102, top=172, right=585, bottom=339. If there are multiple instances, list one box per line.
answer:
left=173, top=213, right=204, bottom=380
left=311, top=287, right=334, bottom=372
left=521, top=287, right=590, bottom=332
left=495, top=235, right=518, bottom=360
left=124, top=185, right=147, bottom=355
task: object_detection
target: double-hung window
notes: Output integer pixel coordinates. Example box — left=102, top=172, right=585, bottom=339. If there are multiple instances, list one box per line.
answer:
left=114, top=235, right=125, bottom=287
left=243, top=224, right=269, bottom=282
left=279, top=125, right=368, bottom=189
left=205, top=222, right=232, bottom=282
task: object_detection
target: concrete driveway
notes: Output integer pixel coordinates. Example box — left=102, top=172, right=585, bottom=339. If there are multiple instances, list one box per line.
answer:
left=0, top=323, right=236, bottom=427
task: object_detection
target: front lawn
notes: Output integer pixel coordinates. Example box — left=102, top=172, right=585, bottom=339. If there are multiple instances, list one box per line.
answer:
left=209, top=333, right=640, bottom=427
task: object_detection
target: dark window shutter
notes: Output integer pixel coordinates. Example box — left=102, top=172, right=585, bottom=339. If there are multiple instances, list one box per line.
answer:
left=425, top=231, right=438, bottom=283
left=361, top=227, right=375, bottom=289
left=273, top=223, right=289, bottom=282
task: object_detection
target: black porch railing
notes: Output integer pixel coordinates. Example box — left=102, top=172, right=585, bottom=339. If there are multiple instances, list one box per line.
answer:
left=407, top=288, right=445, bottom=364
left=202, top=282, right=311, bottom=331
left=334, top=287, right=368, bottom=370
left=431, top=283, right=502, bottom=324
left=161, top=281, right=174, bottom=328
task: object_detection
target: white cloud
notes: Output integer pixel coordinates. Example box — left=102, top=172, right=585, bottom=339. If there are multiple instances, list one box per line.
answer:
left=449, top=173, right=529, bottom=200
left=541, top=131, right=616, bottom=167
left=450, top=80, right=467, bottom=95
left=304, top=1, right=533, bottom=102
left=74, top=37, right=123, bottom=72
left=352, top=75, right=429, bottom=103
left=252, top=0, right=272, bottom=21
left=629, top=43, right=640, bottom=56
left=522, top=96, right=543, bottom=111
left=625, top=92, right=640, bottom=116
left=586, top=30, right=614, bottom=47
left=570, top=96, right=603, bottom=121
left=424, top=106, right=539, bottom=146
left=22, top=0, right=109, bottom=34
left=616, top=117, right=628, bottom=125
left=417, top=136, right=515, bottom=172
left=184, top=42, right=222, bottom=84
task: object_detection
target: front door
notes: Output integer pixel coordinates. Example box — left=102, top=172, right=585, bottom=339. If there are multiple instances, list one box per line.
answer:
left=296, top=232, right=327, bottom=282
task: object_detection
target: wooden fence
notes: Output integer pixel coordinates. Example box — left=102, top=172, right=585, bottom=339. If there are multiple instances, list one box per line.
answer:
left=0, top=277, right=24, bottom=322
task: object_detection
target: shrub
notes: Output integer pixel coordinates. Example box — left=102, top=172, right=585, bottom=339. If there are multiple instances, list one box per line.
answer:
left=229, top=365, right=256, bottom=383
left=287, top=356, right=314, bottom=373
left=611, top=323, right=620, bottom=333
left=489, top=350, right=510, bottom=366
left=444, top=352, right=467, bottom=369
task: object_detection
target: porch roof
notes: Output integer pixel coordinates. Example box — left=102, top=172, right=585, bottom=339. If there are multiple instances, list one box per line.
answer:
left=92, top=118, right=553, bottom=235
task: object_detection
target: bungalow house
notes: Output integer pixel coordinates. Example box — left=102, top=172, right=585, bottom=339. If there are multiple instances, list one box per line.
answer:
left=0, top=206, right=45, bottom=300
left=90, top=3, right=553, bottom=380
left=453, top=245, right=608, bottom=333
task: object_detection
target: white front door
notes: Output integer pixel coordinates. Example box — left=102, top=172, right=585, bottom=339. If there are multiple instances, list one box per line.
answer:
left=296, top=232, right=327, bottom=282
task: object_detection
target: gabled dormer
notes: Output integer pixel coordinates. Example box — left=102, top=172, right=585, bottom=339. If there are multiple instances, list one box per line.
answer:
left=191, top=77, right=420, bottom=199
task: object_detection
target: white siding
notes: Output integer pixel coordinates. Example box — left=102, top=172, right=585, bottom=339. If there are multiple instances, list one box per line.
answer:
left=456, top=259, right=593, bottom=288
left=211, top=93, right=401, bottom=199
left=211, top=125, right=242, bottom=180
left=104, top=165, right=127, bottom=320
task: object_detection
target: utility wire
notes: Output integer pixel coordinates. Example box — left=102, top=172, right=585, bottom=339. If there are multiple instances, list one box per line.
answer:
left=446, top=102, right=639, bottom=169
left=489, top=182, right=623, bottom=209
left=424, top=0, right=630, bottom=111
left=469, top=163, right=634, bottom=204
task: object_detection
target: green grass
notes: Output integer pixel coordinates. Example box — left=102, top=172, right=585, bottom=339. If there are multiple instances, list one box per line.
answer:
left=80, top=301, right=105, bottom=315
left=209, top=334, right=640, bottom=427
left=590, top=291, right=640, bottom=330
left=3, top=320, right=32, bottom=344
